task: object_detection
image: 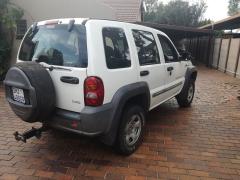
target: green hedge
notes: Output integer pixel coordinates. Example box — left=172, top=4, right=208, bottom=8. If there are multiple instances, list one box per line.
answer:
left=0, top=0, right=23, bottom=81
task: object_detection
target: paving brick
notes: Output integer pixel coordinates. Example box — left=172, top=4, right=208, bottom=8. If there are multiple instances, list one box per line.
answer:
left=15, top=168, right=35, bottom=176
left=0, top=173, right=19, bottom=180
left=188, top=170, right=209, bottom=177
left=0, top=167, right=17, bottom=174
left=179, top=175, right=201, bottom=180
left=230, top=159, right=240, bottom=164
left=136, top=169, right=157, bottom=178
left=85, top=169, right=106, bottom=177
left=105, top=173, right=125, bottom=180
left=18, top=175, right=39, bottom=180
left=169, top=167, right=187, bottom=174
left=0, top=155, right=13, bottom=161
left=109, top=167, right=137, bottom=176
left=35, top=170, right=54, bottom=178
left=0, top=160, right=15, bottom=167
left=147, top=165, right=168, bottom=173
left=52, top=172, right=73, bottom=180
left=126, top=175, right=146, bottom=180
left=0, top=66, right=240, bottom=179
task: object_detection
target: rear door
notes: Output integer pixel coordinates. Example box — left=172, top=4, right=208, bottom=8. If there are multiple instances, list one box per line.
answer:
left=131, top=29, right=167, bottom=109
left=157, top=34, right=186, bottom=98
left=18, top=23, right=88, bottom=113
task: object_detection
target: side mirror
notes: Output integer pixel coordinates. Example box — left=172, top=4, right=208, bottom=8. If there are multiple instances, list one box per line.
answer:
left=178, top=49, right=192, bottom=61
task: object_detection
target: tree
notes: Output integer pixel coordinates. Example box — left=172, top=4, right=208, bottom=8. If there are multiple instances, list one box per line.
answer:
left=0, top=0, right=23, bottom=28
left=143, top=0, right=208, bottom=27
left=198, top=18, right=212, bottom=27
left=143, top=0, right=160, bottom=22
left=228, top=0, right=240, bottom=16
left=144, top=0, right=158, bottom=13
left=0, top=0, right=23, bottom=80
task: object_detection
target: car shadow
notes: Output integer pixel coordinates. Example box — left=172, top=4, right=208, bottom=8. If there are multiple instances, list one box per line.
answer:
left=39, top=98, right=192, bottom=158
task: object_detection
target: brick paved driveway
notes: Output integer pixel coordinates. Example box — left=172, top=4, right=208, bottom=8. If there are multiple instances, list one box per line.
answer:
left=0, top=66, right=240, bottom=180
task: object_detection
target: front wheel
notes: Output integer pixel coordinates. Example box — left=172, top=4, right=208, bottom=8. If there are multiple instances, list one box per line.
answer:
left=115, top=105, right=145, bottom=155
left=176, top=80, right=195, bottom=107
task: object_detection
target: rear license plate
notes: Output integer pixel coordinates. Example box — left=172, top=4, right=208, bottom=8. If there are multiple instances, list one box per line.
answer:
left=12, top=87, right=25, bottom=104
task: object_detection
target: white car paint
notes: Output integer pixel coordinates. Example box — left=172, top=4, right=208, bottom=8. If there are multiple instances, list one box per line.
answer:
left=17, top=18, right=191, bottom=113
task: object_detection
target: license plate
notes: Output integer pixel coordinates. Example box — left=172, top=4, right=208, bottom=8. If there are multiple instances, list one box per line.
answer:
left=12, top=87, right=25, bottom=104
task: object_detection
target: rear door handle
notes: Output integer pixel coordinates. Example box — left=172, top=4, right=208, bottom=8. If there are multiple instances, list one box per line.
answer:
left=167, top=66, right=174, bottom=71
left=140, top=70, right=149, bottom=76
left=60, top=76, right=79, bottom=84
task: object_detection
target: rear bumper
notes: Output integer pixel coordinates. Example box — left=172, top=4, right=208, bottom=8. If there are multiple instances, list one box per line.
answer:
left=48, top=104, right=113, bottom=137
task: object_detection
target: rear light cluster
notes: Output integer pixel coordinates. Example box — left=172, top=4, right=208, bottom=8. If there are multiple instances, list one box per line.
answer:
left=84, top=77, right=104, bottom=106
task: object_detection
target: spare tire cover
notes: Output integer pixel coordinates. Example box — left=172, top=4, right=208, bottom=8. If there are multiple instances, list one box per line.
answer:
left=4, top=62, right=56, bottom=123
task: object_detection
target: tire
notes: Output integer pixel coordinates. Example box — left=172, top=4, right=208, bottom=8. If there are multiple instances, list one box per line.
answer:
left=4, top=62, right=55, bottom=123
left=115, top=105, right=145, bottom=155
left=176, top=80, right=195, bottom=107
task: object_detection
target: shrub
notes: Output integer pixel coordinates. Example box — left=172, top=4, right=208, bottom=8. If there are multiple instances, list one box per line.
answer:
left=0, top=0, right=23, bottom=80
left=0, top=37, right=11, bottom=81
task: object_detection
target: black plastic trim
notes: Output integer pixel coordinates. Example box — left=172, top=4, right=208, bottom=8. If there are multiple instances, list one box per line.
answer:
left=152, top=82, right=183, bottom=98
left=60, top=76, right=79, bottom=84
left=100, top=82, right=150, bottom=145
left=48, top=82, right=150, bottom=145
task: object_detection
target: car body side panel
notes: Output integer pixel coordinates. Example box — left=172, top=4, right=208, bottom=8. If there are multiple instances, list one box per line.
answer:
left=85, top=20, right=139, bottom=105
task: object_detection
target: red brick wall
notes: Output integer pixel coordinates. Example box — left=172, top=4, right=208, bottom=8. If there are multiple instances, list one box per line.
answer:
left=99, top=0, right=142, bottom=22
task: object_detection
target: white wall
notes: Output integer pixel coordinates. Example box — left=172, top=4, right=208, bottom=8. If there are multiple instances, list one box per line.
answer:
left=212, top=38, right=221, bottom=68
left=218, top=39, right=229, bottom=72
left=226, top=39, right=240, bottom=75
left=212, top=37, right=240, bottom=79
left=236, top=56, right=240, bottom=78
left=13, top=0, right=116, bottom=27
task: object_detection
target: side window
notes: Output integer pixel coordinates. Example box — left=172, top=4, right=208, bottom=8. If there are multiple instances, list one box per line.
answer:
left=102, top=27, right=131, bottom=69
left=132, top=30, right=160, bottom=66
left=158, top=35, right=178, bottom=63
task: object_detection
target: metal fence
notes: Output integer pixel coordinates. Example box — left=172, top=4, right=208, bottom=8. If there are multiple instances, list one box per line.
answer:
left=180, top=36, right=213, bottom=66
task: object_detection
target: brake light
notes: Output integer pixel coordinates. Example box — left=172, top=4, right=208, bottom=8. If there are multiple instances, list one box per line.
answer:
left=44, top=20, right=59, bottom=25
left=84, top=77, right=104, bottom=106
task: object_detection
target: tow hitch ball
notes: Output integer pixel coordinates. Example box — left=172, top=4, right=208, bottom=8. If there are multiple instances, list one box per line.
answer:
left=13, top=126, right=48, bottom=143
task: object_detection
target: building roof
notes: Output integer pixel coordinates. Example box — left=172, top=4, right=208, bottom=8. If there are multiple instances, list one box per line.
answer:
left=136, top=22, right=213, bottom=39
left=99, top=0, right=142, bottom=22
left=199, top=13, right=240, bottom=30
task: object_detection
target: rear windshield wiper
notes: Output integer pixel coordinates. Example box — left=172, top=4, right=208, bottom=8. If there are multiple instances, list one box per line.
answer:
left=68, top=19, right=75, bottom=32
left=39, top=62, right=72, bottom=71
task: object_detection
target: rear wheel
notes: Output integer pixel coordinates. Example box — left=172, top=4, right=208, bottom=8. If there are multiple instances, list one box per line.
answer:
left=115, top=105, right=145, bottom=155
left=176, top=80, right=195, bottom=107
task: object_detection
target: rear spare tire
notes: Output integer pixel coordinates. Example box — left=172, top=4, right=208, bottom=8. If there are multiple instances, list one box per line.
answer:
left=4, top=62, right=55, bottom=123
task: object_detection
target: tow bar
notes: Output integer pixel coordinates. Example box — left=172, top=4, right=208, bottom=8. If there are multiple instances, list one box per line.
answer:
left=13, top=126, right=48, bottom=143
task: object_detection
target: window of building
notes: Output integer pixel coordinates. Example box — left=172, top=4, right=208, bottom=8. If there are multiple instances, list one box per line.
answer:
left=16, top=20, right=27, bottom=39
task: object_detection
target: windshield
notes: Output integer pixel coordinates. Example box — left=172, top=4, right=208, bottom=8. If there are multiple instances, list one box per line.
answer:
left=19, top=24, right=88, bottom=68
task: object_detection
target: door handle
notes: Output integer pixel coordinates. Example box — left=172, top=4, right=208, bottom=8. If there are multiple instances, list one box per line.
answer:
left=167, top=66, right=174, bottom=71
left=140, top=70, right=149, bottom=76
left=60, top=76, right=79, bottom=84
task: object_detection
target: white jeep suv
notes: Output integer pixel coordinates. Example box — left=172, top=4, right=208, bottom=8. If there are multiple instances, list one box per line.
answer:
left=4, top=18, right=197, bottom=155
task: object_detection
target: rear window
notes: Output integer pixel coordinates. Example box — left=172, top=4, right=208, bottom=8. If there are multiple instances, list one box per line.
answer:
left=102, top=27, right=131, bottom=69
left=132, top=29, right=160, bottom=66
left=19, top=24, right=88, bottom=68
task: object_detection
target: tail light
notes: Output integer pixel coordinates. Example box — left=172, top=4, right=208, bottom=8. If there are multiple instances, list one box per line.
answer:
left=84, top=77, right=104, bottom=106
